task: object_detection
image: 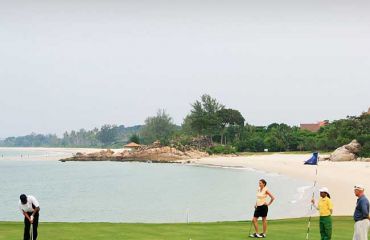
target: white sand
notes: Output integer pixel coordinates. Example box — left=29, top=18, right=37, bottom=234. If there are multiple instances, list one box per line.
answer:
left=189, top=153, right=370, bottom=216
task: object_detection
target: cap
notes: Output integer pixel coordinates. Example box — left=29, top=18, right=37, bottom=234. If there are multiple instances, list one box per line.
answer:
left=354, top=185, right=365, bottom=191
left=319, top=187, right=329, bottom=193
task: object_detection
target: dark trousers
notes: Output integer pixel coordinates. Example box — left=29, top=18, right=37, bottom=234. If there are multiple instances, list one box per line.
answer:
left=24, top=212, right=39, bottom=240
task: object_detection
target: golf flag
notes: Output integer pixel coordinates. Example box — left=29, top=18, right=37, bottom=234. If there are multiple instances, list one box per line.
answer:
left=305, top=152, right=319, bottom=240
left=304, top=152, right=318, bottom=165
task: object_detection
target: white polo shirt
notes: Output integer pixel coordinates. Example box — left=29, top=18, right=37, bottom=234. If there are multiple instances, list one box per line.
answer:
left=19, top=195, right=40, bottom=213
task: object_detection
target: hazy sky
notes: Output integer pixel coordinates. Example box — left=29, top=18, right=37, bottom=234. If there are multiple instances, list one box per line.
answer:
left=1, top=0, right=369, bottom=138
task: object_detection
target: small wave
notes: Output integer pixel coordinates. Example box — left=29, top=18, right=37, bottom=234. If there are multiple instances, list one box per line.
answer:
left=188, top=163, right=259, bottom=172
left=297, top=185, right=312, bottom=193
left=289, top=185, right=314, bottom=204
left=297, top=185, right=313, bottom=199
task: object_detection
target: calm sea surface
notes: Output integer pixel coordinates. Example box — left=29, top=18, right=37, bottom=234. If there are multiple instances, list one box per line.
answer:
left=0, top=148, right=314, bottom=223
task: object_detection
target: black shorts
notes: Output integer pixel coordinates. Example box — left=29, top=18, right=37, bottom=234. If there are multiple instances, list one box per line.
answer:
left=254, top=205, right=268, bottom=218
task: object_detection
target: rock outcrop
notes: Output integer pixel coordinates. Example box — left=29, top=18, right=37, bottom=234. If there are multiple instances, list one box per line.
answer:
left=60, top=143, right=209, bottom=163
left=62, top=149, right=115, bottom=161
left=118, top=146, right=208, bottom=162
left=329, top=140, right=361, bottom=161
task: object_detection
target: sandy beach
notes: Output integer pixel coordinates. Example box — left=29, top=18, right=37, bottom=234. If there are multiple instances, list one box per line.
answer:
left=189, top=153, right=370, bottom=216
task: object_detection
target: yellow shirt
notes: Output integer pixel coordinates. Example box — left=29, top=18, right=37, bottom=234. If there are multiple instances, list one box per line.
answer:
left=318, top=197, right=333, bottom=216
left=256, top=187, right=268, bottom=206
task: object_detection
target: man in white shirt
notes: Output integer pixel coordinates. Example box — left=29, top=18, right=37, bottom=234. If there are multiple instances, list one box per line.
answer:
left=19, top=194, right=40, bottom=240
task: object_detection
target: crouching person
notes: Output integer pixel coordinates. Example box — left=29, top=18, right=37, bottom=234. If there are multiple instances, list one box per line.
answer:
left=19, top=194, right=40, bottom=240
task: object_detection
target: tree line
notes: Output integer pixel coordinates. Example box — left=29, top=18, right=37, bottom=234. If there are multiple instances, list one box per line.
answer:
left=0, top=125, right=142, bottom=148
left=138, top=94, right=369, bottom=157
left=1, top=94, right=369, bottom=157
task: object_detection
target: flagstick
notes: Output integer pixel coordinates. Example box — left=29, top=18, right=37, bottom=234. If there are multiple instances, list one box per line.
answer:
left=305, top=153, right=319, bottom=240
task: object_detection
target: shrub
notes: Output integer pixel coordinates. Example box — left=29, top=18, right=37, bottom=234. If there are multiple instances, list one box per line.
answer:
left=207, top=145, right=237, bottom=155
left=358, top=135, right=370, bottom=158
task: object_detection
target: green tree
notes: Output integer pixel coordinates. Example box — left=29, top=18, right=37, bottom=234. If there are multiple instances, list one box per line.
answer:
left=264, top=123, right=298, bottom=151
left=217, top=108, right=245, bottom=144
left=187, top=94, right=224, bottom=140
left=129, top=134, right=140, bottom=144
left=140, top=109, right=177, bottom=145
left=96, top=124, right=118, bottom=146
left=181, top=115, right=195, bottom=136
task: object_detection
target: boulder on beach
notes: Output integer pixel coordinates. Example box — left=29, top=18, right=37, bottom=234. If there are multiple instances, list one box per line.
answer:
left=329, top=140, right=361, bottom=161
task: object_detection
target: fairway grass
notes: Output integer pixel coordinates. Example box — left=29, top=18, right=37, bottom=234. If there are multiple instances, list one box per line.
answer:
left=0, top=216, right=356, bottom=240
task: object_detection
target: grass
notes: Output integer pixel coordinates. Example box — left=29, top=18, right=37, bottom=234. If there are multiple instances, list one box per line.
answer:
left=0, top=216, right=356, bottom=240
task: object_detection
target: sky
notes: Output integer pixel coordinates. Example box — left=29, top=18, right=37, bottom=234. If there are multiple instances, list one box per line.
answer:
left=1, top=0, right=369, bottom=138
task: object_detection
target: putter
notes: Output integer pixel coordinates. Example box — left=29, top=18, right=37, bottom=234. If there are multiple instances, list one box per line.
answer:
left=249, top=203, right=257, bottom=238
left=186, top=207, right=191, bottom=240
left=30, top=223, right=33, bottom=240
left=248, top=219, right=253, bottom=237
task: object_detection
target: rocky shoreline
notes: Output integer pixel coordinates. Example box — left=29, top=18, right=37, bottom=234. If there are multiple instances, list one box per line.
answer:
left=59, top=146, right=209, bottom=163
left=59, top=139, right=369, bottom=163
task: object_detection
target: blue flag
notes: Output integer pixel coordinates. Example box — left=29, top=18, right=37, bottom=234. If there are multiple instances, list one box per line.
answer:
left=304, top=152, right=318, bottom=165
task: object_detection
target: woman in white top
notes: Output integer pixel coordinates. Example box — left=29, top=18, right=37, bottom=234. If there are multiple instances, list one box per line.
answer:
left=249, top=179, right=275, bottom=238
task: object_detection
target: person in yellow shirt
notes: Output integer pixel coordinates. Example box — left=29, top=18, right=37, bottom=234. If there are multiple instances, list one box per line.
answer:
left=311, top=187, right=333, bottom=240
left=249, top=179, right=275, bottom=238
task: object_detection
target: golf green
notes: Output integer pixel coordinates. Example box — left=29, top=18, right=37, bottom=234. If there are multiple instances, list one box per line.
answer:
left=0, top=216, right=356, bottom=240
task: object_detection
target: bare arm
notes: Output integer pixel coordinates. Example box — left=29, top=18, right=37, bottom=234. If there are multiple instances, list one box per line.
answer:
left=22, top=210, right=32, bottom=222
left=30, top=206, right=40, bottom=223
left=266, top=190, right=275, bottom=206
left=32, top=207, right=40, bottom=216
left=311, top=199, right=319, bottom=210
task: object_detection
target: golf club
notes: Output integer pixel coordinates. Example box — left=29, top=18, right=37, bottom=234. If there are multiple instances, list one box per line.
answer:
left=30, top=223, right=33, bottom=240
left=186, top=207, right=191, bottom=240
left=248, top=219, right=253, bottom=237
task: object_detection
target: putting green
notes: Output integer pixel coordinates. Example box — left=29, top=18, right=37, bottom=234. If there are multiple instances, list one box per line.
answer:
left=0, top=216, right=356, bottom=240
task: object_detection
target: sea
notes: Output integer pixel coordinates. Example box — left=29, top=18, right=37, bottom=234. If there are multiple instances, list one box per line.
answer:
left=0, top=148, right=315, bottom=223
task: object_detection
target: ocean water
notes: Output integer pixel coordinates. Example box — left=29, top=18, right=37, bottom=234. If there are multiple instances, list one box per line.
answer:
left=0, top=148, right=314, bottom=223
left=0, top=148, right=75, bottom=159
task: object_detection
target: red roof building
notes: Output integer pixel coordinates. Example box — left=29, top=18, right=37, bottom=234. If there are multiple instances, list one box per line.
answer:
left=300, top=121, right=328, bottom=132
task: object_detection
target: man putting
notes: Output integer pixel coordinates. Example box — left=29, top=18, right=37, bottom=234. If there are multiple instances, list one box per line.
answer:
left=353, top=185, right=369, bottom=240
left=19, top=194, right=40, bottom=240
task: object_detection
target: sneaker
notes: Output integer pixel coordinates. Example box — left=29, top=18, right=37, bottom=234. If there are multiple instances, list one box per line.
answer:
left=260, top=233, right=266, bottom=238
left=249, top=233, right=263, bottom=238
